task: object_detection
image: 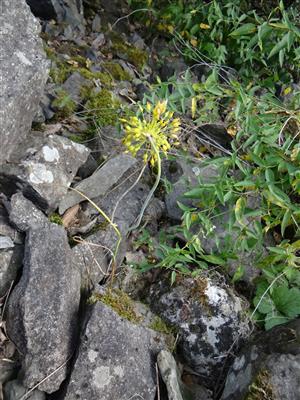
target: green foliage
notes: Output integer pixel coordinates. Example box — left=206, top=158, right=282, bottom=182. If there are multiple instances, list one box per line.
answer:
left=127, top=0, right=300, bottom=329
left=84, top=89, right=121, bottom=126
left=52, top=89, right=77, bottom=117
left=49, top=213, right=63, bottom=225
left=129, top=0, right=300, bottom=86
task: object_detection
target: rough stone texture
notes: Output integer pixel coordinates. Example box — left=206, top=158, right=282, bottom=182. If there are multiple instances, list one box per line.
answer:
left=0, top=0, right=49, bottom=164
left=149, top=275, right=250, bottom=389
left=0, top=205, right=23, bottom=297
left=4, top=380, right=45, bottom=400
left=163, top=159, right=218, bottom=221
left=0, top=135, right=90, bottom=213
left=59, top=154, right=137, bottom=214
left=221, top=319, right=300, bottom=400
left=62, top=72, right=89, bottom=104
left=157, top=350, right=212, bottom=400
left=73, top=170, right=149, bottom=288
left=26, top=0, right=85, bottom=33
left=6, top=223, right=81, bottom=393
left=63, top=301, right=166, bottom=400
left=9, top=192, right=47, bottom=232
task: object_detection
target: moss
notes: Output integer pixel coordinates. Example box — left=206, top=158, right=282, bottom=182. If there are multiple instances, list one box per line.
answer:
left=50, top=61, right=73, bottom=84
left=102, top=62, right=131, bottom=81
left=52, top=89, right=77, bottom=117
left=148, top=316, right=175, bottom=335
left=85, top=89, right=121, bottom=126
left=109, top=36, right=148, bottom=70
left=246, top=369, right=275, bottom=400
left=49, top=213, right=63, bottom=225
left=90, top=289, right=143, bottom=324
left=78, top=68, right=113, bottom=88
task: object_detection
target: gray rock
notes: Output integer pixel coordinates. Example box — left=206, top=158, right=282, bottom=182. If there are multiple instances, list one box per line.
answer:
left=157, top=350, right=184, bottom=400
left=0, top=135, right=90, bottom=213
left=9, top=192, right=47, bottom=232
left=0, top=205, right=23, bottom=297
left=149, top=275, right=250, bottom=388
left=6, top=223, right=81, bottom=393
left=0, top=361, right=18, bottom=387
left=164, top=159, right=218, bottom=221
left=63, top=301, right=166, bottom=400
left=92, top=14, right=102, bottom=32
left=221, top=319, right=300, bottom=400
left=62, top=72, right=89, bottom=104
left=73, top=172, right=149, bottom=288
left=59, top=153, right=137, bottom=214
left=0, top=0, right=49, bottom=164
left=157, top=350, right=213, bottom=400
left=26, top=0, right=85, bottom=34
left=4, top=379, right=45, bottom=400
left=0, top=247, right=23, bottom=297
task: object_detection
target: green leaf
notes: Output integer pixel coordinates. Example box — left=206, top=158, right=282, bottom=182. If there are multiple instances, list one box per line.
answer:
left=265, top=312, right=290, bottom=330
left=230, top=23, right=256, bottom=37
left=281, top=209, right=291, bottom=236
left=184, top=188, right=203, bottom=199
left=235, top=197, right=246, bottom=226
left=268, top=33, right=289, bottom=59
left=170, top=271, right=177, bottom=286
left=200, top=254, right=226, bottom=266
left=232, top=265, right=245, bottom=283
left=272, top=286, right=300, bottom=317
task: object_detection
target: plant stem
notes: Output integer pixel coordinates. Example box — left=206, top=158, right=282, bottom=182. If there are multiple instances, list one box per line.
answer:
left=128, top=136, right=162, bottom=232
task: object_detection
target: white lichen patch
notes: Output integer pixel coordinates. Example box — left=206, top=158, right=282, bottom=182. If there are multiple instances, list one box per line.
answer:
left=15, top=50, right=32, bottom=66
left=87, top=350, right=98, bottom=363
left=28, top=163, right=54, bottom=184
left=72, top=141, right=87, bottom=153
left=113, top=366, right=125, bottom=378
left=42, top=146, right=60, bottom=162
left=93, top=366, right=112, bottom=389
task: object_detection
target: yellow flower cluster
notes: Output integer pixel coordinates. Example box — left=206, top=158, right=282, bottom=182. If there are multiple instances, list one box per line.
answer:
left=120, top=101, right=181, bottom=166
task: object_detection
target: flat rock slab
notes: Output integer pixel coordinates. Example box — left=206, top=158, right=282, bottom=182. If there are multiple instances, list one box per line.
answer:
left=63, top=301, right=165, bottom=400
left=0, top=135, right=90, bottom=213
left=6, top=223, right=81, bottom=393
left=0, top=0, right=49, bottom=164
left=59, top=154, right=137, bottom=214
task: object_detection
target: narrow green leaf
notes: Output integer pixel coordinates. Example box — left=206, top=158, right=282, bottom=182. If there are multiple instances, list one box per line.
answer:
left=281, top=209, right=291, bottom=236
left=230, top=23, right=256, bottom=37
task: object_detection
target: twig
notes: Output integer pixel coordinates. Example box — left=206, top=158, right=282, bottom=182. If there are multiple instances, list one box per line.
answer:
left=111, top=8, right=151, bottom=29
left=155, top=362, right=161, bottom=400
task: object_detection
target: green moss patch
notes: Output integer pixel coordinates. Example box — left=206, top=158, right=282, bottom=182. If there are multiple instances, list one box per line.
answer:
left=49, top=213, right=63, bottom=225
left=84, top=89, right=121, bottom=126
left=109, top=35, right=148, bottom=70
left=90, top=289, right=143, bottom=324
left=52, top=89, right=77, bottom=117
left=102, top=62, right=131, bottom=81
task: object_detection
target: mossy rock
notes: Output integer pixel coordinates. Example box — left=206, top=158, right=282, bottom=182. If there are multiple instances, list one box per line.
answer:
left=78, top=68, right=113, bottom=88
left=108, top=34, right=148, bottom=70
left=102, top=62, right=131, bottom=81
left=84, top=89, right=121, bottom=126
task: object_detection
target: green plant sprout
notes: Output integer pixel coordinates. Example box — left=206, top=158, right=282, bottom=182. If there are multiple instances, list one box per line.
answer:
left=120, top=101, right=181, bottom=231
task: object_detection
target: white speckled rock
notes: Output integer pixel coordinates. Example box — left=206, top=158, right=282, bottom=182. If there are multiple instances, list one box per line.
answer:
left=0, top=0, right=49, bottom=164
left=0, top=135, right=90, bottom=213
left=149, top=275, right=251, bottom=389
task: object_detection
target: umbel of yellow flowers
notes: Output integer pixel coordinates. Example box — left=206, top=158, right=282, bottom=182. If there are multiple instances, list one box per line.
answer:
left=120, top=101, right=181, bottom=166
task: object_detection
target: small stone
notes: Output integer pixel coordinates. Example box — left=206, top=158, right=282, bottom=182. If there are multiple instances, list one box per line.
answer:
left=92, top=14, right=102, bottom=32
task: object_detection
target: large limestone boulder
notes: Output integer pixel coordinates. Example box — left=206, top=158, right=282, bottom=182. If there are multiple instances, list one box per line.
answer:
left=0, top=0, right=49, bottom=164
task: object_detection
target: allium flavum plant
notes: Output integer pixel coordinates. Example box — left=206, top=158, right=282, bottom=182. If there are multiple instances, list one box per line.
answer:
left=120, top=101, right=181, bottom=166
